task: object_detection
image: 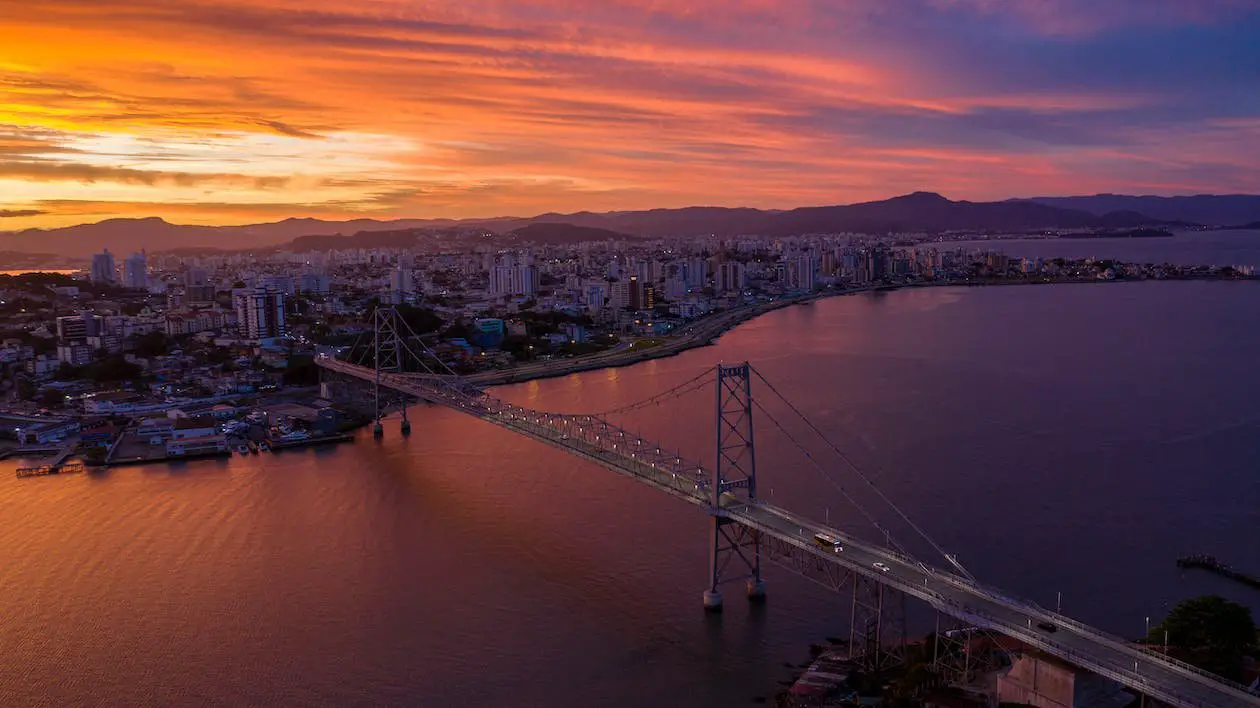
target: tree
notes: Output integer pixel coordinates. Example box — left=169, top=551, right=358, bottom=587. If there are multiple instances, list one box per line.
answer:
left=395, top=304, right=444, bottom=335
left=37, top=388, right=66, bottom=409
left=282, top=355, right=321, bottom=386
left=1149, top=595, right=1257, bottom=681
left=132, top=331, right=170, bottom=357
left=82, top=356, right=143, bottom=383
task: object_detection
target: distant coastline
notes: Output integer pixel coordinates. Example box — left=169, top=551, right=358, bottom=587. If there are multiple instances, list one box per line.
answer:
left=1058, top=228, right=1174, bottom=240
left=468, top=274, right=1255, bottom=388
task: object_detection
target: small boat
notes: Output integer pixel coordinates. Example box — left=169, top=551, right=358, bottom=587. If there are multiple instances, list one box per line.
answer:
left=258, top=441, right=271, bottom=452
left=235, top=444, right=249, bottom=455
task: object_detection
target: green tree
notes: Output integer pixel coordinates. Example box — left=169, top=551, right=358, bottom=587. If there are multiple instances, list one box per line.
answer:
left=82, top=356, right=143, bottom=383
left=37, top=388, right=66, bottom=409
left=1149, top=595, right=1257, bottom=681
left=282, top=355, right=321, bottom=386
left=395, top=304, right=444, bottom=334
left=53, top=362, right=80, bottom=381
left=132, top=331, right=170, bottom=357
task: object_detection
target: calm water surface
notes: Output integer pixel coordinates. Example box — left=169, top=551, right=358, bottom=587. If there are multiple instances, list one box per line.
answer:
left=950, top=229, right=1260, bottom=267
left=3, top=281, right=1259, bottom=706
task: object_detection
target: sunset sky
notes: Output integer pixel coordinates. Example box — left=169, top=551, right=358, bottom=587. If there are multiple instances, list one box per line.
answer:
left=2, top=0, right=1259, bottom=229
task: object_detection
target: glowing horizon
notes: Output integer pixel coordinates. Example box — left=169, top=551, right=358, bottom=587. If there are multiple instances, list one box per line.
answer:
left=2, top=0, right=1259, bottom=230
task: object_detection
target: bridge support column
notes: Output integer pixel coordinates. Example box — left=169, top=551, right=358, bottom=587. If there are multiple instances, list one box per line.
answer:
left=703, top=363, right=764, bottom=611
left=848, top=573, right=907, bottom=672
left=705, top=516, right=762, bottom=611
left=400, top=401, right=411, bottom=435
left=931, top=611, right=1005, bottom=687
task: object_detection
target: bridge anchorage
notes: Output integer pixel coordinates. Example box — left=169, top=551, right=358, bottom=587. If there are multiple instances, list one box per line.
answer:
left=315, top=306, right=1260, bottom=707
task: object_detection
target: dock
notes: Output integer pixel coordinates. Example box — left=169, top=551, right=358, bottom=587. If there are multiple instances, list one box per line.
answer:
left=16, top=461, right=86, bottom=478
left=13, top=443, right=80, bottom=478
left=1176, top=555, right=1260, bottom=590
left=268, top=432, right=355, bottom=450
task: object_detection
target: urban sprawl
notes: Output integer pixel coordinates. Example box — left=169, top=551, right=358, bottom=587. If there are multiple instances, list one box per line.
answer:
left=1, top=231, right=1254, bottom=468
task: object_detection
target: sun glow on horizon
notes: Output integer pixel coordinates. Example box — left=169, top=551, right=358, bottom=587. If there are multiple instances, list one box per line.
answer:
left=1, top=0, right=1259, bottom=231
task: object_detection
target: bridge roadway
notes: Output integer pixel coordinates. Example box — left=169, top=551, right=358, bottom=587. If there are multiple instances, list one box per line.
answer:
left=319, top=358, right=1260, bottom=708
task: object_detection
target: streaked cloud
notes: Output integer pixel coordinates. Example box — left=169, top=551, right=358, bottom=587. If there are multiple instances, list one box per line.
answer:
left=1, top=0, right=1258, bottom=229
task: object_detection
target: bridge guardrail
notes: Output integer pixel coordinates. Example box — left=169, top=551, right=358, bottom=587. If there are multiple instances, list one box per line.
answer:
left=325, top=358, right=1260, bottom=704
left=753, top=525, right=1208, bottom=703
left=931, top=573, right=1260, bottom=699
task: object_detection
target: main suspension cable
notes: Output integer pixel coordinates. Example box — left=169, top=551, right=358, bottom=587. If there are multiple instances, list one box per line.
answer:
left=558, top=367, right=717, bottom=418
left=753, top=398, right=912, bottom=557
left=752, top=367, right=976, bottom=582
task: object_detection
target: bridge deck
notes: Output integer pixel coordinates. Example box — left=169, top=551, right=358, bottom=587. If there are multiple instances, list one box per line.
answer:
left=318, top=357, right=1260, bottom=708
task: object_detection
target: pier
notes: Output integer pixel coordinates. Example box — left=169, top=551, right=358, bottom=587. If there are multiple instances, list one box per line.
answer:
left=16, top=461, right=86, bottom=478
left=1176, top=555, right=1260, bottom=590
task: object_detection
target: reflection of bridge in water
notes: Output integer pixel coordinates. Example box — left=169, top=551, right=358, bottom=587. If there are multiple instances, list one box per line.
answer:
left=316, top=307, right=1260, bottom=708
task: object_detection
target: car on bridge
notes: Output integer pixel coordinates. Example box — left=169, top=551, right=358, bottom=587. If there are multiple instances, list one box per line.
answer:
left=872, top=562, right=890, bottom=572
left=1037, top=621, right=1058, bottom=633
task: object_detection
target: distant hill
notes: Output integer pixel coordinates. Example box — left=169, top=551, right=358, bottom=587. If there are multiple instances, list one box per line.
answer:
left=1021, top=194, right=1260, bottom=226
left=0, top=191, right=1218, bottom=259
left=750, top=191, right=1146, bottom=236
left=506, top=222, right=638, bottom=244
left=0, top=215, right=492, bottom=259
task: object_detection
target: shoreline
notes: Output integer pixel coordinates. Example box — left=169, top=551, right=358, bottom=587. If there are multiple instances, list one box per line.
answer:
left=464, top=276, right=1255, bottom=388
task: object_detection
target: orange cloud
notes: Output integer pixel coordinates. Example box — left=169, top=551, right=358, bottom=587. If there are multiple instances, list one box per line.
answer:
left=0, top=0, right=1257, bottom=231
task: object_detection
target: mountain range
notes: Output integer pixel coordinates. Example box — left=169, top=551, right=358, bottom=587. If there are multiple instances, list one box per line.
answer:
left=2, top=192, right=1259, bottom=260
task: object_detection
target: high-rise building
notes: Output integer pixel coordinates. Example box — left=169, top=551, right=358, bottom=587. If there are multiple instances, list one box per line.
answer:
left=123, top=252, right=148, bottom=289
left=185, top=267, right=209, bottom=287
left=584, top=283, right=607, bottom=310
left=685, top=258, right=707, bottom=289
left=90, top=249, right=116, bottom=285
left=259, top=275, right=296, bottom=297
left=786, top=256, right=817, bottom=292
left=490, top=263, right=538, bottom=297
left=298, top=269, right=329, bottom=295
left=389, top=267, right=413, bottom=304
left=717, top=261, right=746, bottom=293
left=235, top=287, right=286, bottom=340
left=608, top=280, right=630, bottom=310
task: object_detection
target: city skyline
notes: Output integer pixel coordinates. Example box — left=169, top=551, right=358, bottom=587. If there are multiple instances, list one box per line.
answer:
left=3, top=0, right=1260, bottom=231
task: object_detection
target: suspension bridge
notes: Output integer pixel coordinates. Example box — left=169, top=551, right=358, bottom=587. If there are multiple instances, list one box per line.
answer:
left=316, top=307, right=1260, bottom=708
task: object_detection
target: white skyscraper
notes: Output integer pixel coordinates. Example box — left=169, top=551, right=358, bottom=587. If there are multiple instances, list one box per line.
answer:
left=90, top=249, right=116, bottom=284
left=123, top=252, right=148, bottom=289
left=235, top=287, right=286, bottom=340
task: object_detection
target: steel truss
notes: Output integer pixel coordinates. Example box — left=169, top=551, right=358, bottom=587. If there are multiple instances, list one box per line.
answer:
left=932, top=612, right=1006, bottom=687
left=850, top=572, right=907, bottom=672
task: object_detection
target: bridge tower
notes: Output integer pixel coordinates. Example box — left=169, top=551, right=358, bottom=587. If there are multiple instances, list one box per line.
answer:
left=372, top=307, right=403, bottom=437
left=704, top=362, right=764, bottom=611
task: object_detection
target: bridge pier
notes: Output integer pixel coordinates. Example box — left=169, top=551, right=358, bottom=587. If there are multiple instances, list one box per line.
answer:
left=702, top=589, right=723, bottom=612
left=703, top=363, right=764, bottom=613
left=373, top=421, right=384, bottom=437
